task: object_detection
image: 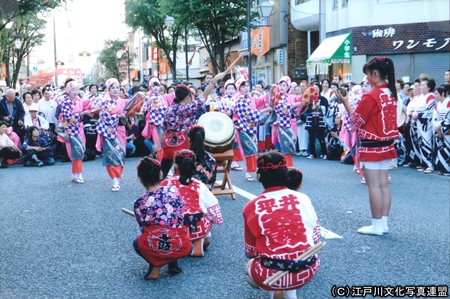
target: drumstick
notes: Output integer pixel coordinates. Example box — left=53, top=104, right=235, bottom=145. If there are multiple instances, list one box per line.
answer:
left=121, top=208, right=135, bottom=217
left=263, top=241, right=326, bottom=286
left=224, top=53, right=244, bottom=74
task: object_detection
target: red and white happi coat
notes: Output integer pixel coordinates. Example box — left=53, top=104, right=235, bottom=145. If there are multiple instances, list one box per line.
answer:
left=243, top=186, right=321, bottom=291
left=161, top=177, right=224, bottom=240
left=349, top=84, right=398, bottom=162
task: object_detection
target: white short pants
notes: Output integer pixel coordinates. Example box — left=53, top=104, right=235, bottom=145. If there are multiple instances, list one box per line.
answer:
left=360, top=159, right=391, bottom=170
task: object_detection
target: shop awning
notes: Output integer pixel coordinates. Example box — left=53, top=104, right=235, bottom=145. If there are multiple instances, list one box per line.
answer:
left=307, top=33, right=352, bottom=75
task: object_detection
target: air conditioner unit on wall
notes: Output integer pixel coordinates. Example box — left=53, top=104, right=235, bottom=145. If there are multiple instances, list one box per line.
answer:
left=294, top=68, right=307, bottom=79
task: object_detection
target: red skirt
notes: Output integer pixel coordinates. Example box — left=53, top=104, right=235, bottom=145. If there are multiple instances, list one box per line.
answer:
left=137, top=225, right=192, bottom=267
left=249, top=256, right=320, bottom=291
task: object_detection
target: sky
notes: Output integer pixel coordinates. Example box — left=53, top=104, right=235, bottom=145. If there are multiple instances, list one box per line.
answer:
left=68, top=0, right=129, bottom=53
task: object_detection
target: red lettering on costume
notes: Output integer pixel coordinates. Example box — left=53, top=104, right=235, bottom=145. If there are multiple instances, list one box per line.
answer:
left=379, top=91, right=397, bottom=135
left=256, top=195, right=307, bottom=251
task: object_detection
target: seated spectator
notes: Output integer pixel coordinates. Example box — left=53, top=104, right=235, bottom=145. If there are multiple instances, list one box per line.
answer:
left=0, top=121, right=22, bottom=168
left=20, top=126, right=55, bottom=166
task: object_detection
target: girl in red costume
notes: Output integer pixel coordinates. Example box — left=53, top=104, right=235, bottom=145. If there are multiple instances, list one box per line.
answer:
left=337, top=57, right=398, bottom=236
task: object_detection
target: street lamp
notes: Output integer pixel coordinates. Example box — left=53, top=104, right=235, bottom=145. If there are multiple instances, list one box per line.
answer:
left=116, top=48, right=130, bottom=81
left=247, top=0, right=273, bottom=88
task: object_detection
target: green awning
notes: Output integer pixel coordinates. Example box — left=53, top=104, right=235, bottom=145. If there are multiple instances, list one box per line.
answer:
left=307, top=33, right=352, bottom=75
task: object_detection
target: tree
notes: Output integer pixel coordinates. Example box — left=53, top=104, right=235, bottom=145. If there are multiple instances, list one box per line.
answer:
left=97, top=39, right=128, bottom=81
left=159, top=0, right=255, bottom=74
left=27, top=69, right=56, bottom=89
left=0, top=15, right=47, bottom=88
left=0, top=0, right=65, bottom=31
left=124, top=0, right=183, bottom=81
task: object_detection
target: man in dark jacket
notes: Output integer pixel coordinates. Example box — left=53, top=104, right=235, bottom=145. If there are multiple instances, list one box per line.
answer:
left=0, top=88, right=25, bottom=135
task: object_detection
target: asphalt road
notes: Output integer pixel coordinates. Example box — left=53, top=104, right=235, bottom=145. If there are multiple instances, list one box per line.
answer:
left=0, top=155, right=449, bottom=299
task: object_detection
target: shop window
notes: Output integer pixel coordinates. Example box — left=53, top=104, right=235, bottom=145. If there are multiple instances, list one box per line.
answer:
left=332, top=0, right=338, bottom=9
left=342, top=0, right=348, bottom=7
left=295, top=0, right=309, bottom=5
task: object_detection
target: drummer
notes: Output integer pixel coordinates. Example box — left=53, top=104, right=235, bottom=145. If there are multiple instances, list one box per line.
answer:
left=234, top=78, right=273, bottom=181
left=160, top=73, right=225, bottom=178
left=272, top=76, right=304, bottom=167
left=215, top=79, right=244, bottom=171
left=140, top=77, right=170, bottom=160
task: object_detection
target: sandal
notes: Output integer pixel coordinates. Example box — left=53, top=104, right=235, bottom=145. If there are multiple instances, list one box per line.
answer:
left=112, top=185, right=120, bottom=192
left=307, top=155, right=315, bottom=159
left=245, top=175, right=254, bottom=181
left=424, top=168, right=434, bottom=174
left=231, top=165, right=243, bottom=171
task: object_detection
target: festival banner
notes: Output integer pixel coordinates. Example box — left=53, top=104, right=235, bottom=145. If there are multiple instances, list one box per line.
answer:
left=159, top=59, right=169, bottom=75
left=251, top=27, right=270, bottom=57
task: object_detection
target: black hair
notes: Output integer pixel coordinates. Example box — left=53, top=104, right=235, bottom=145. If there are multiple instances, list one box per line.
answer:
left=188, top=127, right=206, bottom=165
left=26, top=126, right=39, bottom=139
left=22, top=92, right=32, bottom=102
left=31, top=89, right=42, bottom=98
left=396, top=79, right=405, bottom=89
left=256, top=151, right=288, bottom=189
left=422, top=77, right=436, bottom=92
left=363, top=57, right=397, bottom=100
left=137, top=156, right=161, bottom=188
left=174, top=151, right=196, bottom=186
left=286, top=168, right=303, bottom=191
left=435, top=84, right=450, bottom=97
left=311, top=81, right=322, bottom=93
left=64, top=78, right=75, bottom=87
left=89, top=84, right=98, bottom=92
left=0, top=120, right=10, bottom=127
left=414, top=78, right=421, bottom=84
left=331, top=82, right=339, bottom=89
left=255, top=81, right=264, bottom=89
left=321, top=78, right=331, bottom=86
left=333, top=75, right=342, bottom=81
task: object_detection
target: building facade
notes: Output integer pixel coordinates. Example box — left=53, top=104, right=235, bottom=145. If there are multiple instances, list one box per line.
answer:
left=290, top=0, right=450, bottom=84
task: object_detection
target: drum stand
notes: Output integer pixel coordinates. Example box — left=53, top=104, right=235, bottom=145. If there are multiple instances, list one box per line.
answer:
left=211, top=150, right=235, bottom=200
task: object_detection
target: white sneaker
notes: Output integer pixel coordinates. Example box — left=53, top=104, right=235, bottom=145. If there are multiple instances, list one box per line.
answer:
left=357, top=225, right=383, bottom=236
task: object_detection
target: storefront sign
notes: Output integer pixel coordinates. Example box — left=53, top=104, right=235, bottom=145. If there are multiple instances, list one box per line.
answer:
left=352, top=21, right=449, bottom=55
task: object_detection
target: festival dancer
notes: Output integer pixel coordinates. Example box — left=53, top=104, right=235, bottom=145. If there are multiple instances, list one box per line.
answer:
left=432, top=84, right=450, bottom=176
left=161, top=73, right=225, bottom=178
left=95, top=78, right=129, bottom=191
left=234, top=78, right=273, bottom=181
left=133, top=156, right=191, bottom=280
left=56, top=81, right=90, bottom=183
left=243, top=151, right=321, bottom=299
left=160, top=149, right=224, bottom=257
left=336, top=56, right=398, bottom=235
left=272, top=76, right=304, bottom=167
left=141, top=77, right=170, bottom=160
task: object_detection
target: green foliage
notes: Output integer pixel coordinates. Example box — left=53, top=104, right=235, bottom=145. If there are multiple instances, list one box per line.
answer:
left=159, top=0, right=253, bottom=74
left=98, top=39, right=128, bottom=81
left=1, top=14, right=47, bottom=88
left=124, top=0, right=182, bottom=80
left=0, top=0, right=66, bottom=31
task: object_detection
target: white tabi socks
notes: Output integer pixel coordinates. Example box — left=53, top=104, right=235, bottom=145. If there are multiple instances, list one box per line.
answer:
left=382, top=216, right=389, bottom=234
left=357, top=218, right=384, bottom=236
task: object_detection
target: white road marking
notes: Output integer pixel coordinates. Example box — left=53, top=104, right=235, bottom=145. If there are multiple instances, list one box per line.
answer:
left=218, top=181, right=344, bottom=239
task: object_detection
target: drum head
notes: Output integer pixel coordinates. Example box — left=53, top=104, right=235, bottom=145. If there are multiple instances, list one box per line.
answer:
left=197, top=112, right=234, bottom=145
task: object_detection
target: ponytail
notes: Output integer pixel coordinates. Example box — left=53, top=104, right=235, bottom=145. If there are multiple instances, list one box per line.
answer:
left=174, top=149, right=196, bottom=186
left=188, top=126, right=205, bottom=165
left=363, top=56, right=398, bottom=100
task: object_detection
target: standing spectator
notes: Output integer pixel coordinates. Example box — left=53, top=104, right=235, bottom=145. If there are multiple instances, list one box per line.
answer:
left=31, top=89, right=42, bottom=104
left=37, top=86, right=58, bottom=132
left=128, top=77, right=140, bottom=96
left=444, top=70, right=450, bottom=85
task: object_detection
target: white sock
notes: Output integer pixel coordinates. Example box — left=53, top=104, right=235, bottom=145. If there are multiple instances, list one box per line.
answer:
left=284, top=289, right=298, bottom=299
left=112, top=177, right=119, bottom=187
left=78, top=173, right=83, bottom=180
left=372, top=218, right=383, bottom=230
left=382, top=216, right=389, bottom=230
left=231, top=162, right=239, bottom=167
